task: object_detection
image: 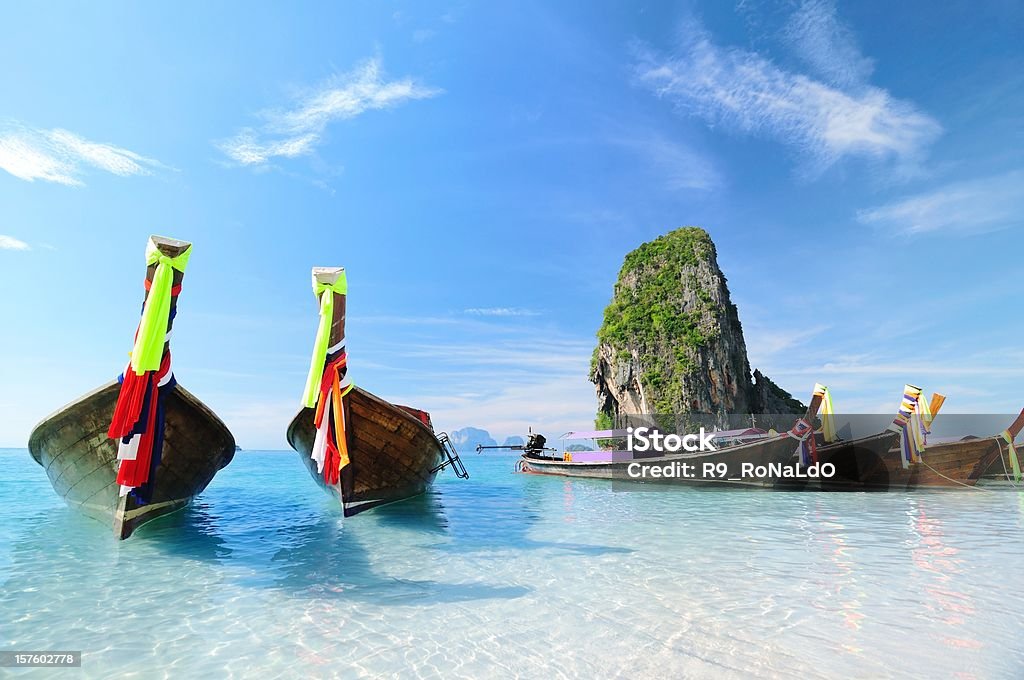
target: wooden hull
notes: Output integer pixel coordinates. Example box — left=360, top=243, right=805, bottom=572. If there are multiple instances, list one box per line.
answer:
left=811, top=431, right=1001, bottom=490
left=980, top=437, right=1022, bottom=481
left=28, top=381, right=235, bottom=539
left=521, top=433, right=802, bottom=487
left=286, top=386, right=444, bottom=516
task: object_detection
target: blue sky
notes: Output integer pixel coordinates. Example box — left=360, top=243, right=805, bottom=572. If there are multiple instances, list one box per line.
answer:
left=1, top=1, right=1022, bottom=449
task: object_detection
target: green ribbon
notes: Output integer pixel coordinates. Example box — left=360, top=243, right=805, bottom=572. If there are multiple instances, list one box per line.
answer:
left=130, top=238, right=191, bottom=375
left=301, top=271, right=348, bottom=408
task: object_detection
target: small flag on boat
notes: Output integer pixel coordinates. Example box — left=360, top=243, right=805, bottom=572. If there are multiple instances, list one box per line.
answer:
left=789, top=417, right=816, bottom=466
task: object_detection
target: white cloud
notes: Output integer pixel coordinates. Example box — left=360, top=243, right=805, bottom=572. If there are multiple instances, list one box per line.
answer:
left=783, top=0, right=874, bottom=88
left=634, top=16, right=941, bottom=173
left=463, top=307, right=540, bottom=317
left=0, top=235, right=30, bottom=250
left=857, top=170, right=1024, bottom=235
left=219, top=58, right=441, bottom=166
left=0, top=124, right=163, bottom=186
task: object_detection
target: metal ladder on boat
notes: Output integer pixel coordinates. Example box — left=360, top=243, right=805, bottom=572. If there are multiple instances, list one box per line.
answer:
left=432, top=433, right=469, bottom=479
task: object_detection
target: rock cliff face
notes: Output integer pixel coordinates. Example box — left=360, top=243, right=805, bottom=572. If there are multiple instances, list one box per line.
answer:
left=590, top=227, right=804, bottom=428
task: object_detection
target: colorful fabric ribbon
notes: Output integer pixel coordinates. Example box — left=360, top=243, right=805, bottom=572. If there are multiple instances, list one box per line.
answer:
left=301, top=271, right=348, bottom=409
left=908, top=393, right=934, bottom=464
left=789, top=417, right=817, bottom=466
left=886, top=384, right=922, bottom=468
left=108, top=237, right=189, bottom=499
left=131, top=238, right=191, bottom=375
left=814, top=383, right=837, bottom=443
left=1000, top=430, right=1021, bottom=483
left=112, top=353, right=175, bottom=498
left=308, top=353, right=354, bottom=484
left=301, top=270, right=354, bottom=485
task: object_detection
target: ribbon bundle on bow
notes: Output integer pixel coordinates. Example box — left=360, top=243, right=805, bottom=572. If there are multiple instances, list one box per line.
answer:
left=814, top=383, right=837, bottom=444
left=302, top=271, right=354, bottom=485
left=789, top=417, right=817, bottom=466
left=907, top=392, right=941, bottom=464
left=886, top=384, right=923, bottom=468
left=108, top=238, right=192, bottom=499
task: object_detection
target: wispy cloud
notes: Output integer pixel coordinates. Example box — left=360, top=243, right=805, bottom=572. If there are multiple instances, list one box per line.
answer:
left=610, top=131, right=721, bottom=191
left=219, top=58, right=441, bottom=167
left=379, top=336, right=595, bottom=441
left=0, top=235, right=30, bottom=251
left=0, top=123, right=163, bottom=186
left=744, top=323, right=831, bottom=365
left=463, top=307, right=541, bottom=317
left=783, top=0, right=874, bottom=88
left=633, top=10, right=941, bottom=174
left=857, top=170, right=1024, bottom=235
left=401, top=375, right=596, bottom=444
left=412, top=28, right=436, bottom=43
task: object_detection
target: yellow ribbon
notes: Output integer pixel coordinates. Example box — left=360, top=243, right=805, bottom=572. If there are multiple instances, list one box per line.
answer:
left=814, top=383, right=837, bottom=443
left=130, top=238, right=191, bottom=375
left=301, top=271, right=348, bottom=408
left=1000, top=430, right=1021, bottom=483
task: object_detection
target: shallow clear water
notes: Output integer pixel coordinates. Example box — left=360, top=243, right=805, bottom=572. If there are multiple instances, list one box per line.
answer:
left=2, top=449, right=1023, bottom=679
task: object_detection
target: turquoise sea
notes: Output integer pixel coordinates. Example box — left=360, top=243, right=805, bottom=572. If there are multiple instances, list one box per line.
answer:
left=2, top=449, right=1023, bottom=679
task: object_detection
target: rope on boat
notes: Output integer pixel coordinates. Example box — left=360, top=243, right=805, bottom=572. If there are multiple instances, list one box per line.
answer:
left=995, top=438, right=1021, bottom=488
left=919, top=461, right=989, bottom=492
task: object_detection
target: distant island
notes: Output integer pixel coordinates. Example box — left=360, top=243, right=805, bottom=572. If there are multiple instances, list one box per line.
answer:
left=445, top=429, right=532, bottom=454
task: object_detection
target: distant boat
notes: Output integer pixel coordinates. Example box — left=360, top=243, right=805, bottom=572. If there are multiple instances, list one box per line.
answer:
left=286, top=267, right=466, bottom=516
left=512, top=389, right=826, bottom=487
left=28, top=236, right=235, bottom=539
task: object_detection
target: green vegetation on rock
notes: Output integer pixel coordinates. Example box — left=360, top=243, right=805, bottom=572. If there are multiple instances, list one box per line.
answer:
left=593, top=227, right=719, bottom=424
left=590, top=226, right=806, bottom=429
left=596, top=227, right=714, bottom=353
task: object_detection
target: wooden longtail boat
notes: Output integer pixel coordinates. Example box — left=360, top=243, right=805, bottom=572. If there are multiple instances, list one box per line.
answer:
left=812, top=395, right=1024, bottom=490
left=286, top=267, right=466, bottom=517
left=519, top=390, right=825, bottom=487
left=28, top=236, right=235, bottom=539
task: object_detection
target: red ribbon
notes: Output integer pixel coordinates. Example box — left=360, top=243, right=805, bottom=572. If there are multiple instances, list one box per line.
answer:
left=143, top=279, right=182, bottom=296
left=109, top=352, right=171, bottom=489
left=314, top=354, right=348, bottom=485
